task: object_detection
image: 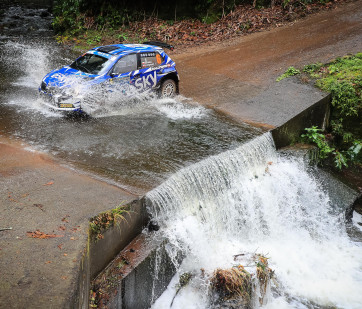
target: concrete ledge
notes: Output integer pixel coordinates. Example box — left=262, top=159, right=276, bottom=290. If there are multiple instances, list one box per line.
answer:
left=72, top=198, right=150, bottom=309
left=272, top=93, right=331, bottom=149
left=88, top=198, right=149, bottom=280
left=90, top=235, right=179, bottom=309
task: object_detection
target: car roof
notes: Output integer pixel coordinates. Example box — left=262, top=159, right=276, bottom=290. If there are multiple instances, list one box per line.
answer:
left=92, top=44, right=162, bottom=56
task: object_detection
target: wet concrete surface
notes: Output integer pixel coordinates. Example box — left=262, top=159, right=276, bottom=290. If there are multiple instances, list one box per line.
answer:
left=174, top=0, right=362, bottom=127
left=0, top=137, right=136, bottom=308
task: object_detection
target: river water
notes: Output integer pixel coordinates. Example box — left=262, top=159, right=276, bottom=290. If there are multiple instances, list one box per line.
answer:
left=0, top=3, right=259, bottom=193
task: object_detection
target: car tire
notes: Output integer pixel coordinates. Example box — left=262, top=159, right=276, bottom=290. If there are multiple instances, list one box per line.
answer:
left=160, top=79, right=177, bottom=98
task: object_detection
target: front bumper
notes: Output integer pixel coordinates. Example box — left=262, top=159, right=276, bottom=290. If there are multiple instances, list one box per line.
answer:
left=39, top=89, right=82, bottom=112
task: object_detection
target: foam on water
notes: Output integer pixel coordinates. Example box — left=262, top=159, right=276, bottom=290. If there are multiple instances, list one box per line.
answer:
left=147, top=132, right=362, bottom=309
left=150, top=96, right=207, bottom=120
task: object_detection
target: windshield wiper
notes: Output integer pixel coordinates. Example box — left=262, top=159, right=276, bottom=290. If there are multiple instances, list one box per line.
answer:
left=72, top=61, right=91, bottom=74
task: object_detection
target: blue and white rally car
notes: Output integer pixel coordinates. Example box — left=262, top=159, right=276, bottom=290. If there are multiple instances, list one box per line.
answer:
left=39, top=42, right=179, bottom=112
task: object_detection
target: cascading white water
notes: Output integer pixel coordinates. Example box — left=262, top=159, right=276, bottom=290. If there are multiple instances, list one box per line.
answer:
left=146, top=132, right=362, bottom=309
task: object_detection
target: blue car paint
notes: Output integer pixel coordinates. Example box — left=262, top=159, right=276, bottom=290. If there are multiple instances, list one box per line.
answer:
left=39, top=44, right=179, bottom=112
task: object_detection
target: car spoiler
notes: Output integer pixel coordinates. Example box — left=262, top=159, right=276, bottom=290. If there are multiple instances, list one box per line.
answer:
left=143, top=41, right=174, bottom=51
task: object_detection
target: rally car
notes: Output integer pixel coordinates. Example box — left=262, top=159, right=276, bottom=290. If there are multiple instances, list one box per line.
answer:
left=39, top=42, right=179, bottom=113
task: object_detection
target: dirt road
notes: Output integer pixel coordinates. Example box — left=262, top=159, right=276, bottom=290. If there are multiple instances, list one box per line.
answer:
left=174, top=0, right=362, bottom=127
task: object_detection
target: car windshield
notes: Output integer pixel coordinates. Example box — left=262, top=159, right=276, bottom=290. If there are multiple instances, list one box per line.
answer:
left=70, top=53, right=111, bottom=75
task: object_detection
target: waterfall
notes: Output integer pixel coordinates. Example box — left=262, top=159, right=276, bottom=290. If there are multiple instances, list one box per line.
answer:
left=146, top=132, right=362, bottom=309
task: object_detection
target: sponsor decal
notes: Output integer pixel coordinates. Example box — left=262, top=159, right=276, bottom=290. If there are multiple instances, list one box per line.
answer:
left=134, top=71, right=157, bottom=90
left=141, top=52, right=156, bottom=57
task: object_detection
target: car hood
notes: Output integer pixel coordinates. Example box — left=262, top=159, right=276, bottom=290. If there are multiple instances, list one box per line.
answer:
left=43, top=66, right=96, bottom=88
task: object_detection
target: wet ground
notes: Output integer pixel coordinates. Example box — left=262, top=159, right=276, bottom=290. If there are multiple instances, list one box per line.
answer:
left=174, top=0, right=362, bottom=126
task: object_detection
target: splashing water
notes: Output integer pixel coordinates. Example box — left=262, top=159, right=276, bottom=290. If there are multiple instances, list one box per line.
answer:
left=146, top=133, right=362, bottom=309
left=3, top=41, right=58, bottom=88
left=1, top=40, right=206, bottom=120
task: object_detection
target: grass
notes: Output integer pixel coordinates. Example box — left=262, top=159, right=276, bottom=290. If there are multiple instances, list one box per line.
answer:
left=211, top=253, right=273, bottom=304
left=89, top=201, right=130, bottom=240
left=211, top=265, right=253, bottom=301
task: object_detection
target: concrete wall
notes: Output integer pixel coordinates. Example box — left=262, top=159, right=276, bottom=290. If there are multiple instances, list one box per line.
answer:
left=72, top=198, right=149, bottom=309
left=272, top=93, right=331, bottom=149
left=89, top=198, right=149, bottom=280
left=108, top=243, right=179, bottom=309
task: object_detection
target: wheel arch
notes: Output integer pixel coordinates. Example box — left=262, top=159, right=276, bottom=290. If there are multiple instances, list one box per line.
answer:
left=158, top=72, right=179, bottom=94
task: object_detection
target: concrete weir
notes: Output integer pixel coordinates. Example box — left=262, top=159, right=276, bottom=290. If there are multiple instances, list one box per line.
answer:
left=72, top=198, right=149, bottom=308
left=77, top=90, right=360, bottom=309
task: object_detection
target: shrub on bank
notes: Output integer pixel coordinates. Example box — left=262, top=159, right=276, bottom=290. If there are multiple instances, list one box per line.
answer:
left=301, top=53, right=362, bottom=169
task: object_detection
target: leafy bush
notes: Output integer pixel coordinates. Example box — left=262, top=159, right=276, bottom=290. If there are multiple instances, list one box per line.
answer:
left=276, top=66, right=300, bottom=82
left=52, top=0, right=84, bottom=34
left=328, top=81, right=359, bottom=117
left=301, top=126, right=334, bottom=159
left=303, top=62, right=323, bottom=75
left=301, top=127, right=361, bottom=169
left=300, top=53, right=362, bottom=169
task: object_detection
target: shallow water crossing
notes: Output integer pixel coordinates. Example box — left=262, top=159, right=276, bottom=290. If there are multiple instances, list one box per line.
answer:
left=0, top=28, right=258, bottom=192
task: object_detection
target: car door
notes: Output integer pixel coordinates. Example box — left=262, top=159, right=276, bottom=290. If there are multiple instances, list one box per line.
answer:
left=109, top=54, right=138, bottom=91
left=132, top=52, right=163, bottom=92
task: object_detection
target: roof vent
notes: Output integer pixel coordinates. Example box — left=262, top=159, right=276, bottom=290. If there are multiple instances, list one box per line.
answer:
left=96, top=45, right=120, bottom=53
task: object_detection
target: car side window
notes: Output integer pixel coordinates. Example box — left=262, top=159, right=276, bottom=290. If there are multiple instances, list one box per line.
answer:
left=140, top=52, right=163, bottom=68
left=112, top=54, right=137, bottom=75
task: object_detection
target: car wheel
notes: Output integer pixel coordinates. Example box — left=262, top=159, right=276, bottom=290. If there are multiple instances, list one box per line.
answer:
left=160, top=79, right=177, bottom=98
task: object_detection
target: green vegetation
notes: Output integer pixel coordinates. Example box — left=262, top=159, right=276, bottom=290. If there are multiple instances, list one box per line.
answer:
left=52, top=0, right=335, bottom=48
left=276, top=66, right=300, bottom=82
left=89, top=202, right=130, bottom=240
left=301, top=53, right=362, bottom=169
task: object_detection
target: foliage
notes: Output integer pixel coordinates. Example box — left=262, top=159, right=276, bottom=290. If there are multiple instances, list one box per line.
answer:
left=301, top=126, right=334, bottom=159
left=276, top=66, right=300, bottom=81
left=301, top=127, right=362, bottom=169
left=52, top=0, right=84, bottom=35
left=52, top=0, right=341, bottom=46
left=300, top=53, right=362, bottom=169
left=303, top=62, right=323, bottom=75
left=89, top=202, right=129, bottom=240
